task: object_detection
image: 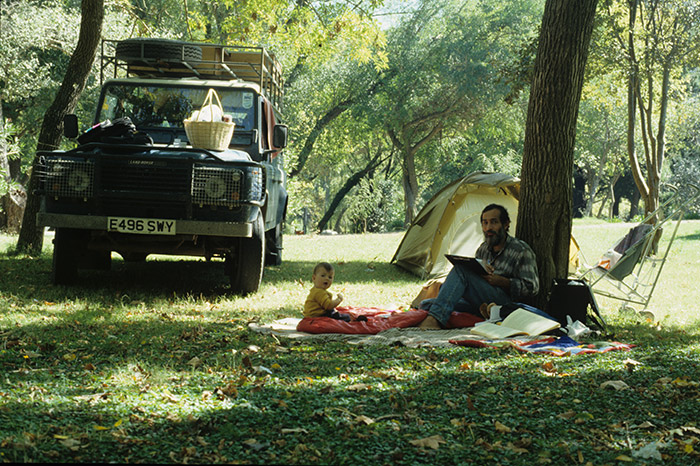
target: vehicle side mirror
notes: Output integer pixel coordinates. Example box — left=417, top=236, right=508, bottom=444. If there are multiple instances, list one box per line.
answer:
left=64, top=114, right=79, bottom=139
left=272, top=124, right=288, bottom=149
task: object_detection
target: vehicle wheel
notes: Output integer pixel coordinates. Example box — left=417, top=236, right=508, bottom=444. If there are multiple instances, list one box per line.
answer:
left=228, top=215, right=265, bottom=295
left=115, top=38, right=202, bottom=64
left=264, top=221, right=283, bottom=266
left=52, top=228, right=80, bottom=285
left=84, top=250, right=111, bottom=270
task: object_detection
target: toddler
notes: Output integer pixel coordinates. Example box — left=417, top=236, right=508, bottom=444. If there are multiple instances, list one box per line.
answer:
left=303, top=262, right=356, bottom=321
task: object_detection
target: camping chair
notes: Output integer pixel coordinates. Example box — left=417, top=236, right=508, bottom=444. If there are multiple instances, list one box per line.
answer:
left=576, top=183, right=700, bottom=314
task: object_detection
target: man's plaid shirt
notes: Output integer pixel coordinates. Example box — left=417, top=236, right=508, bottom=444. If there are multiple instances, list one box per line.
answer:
left=475, top=234, right=539, bottom=301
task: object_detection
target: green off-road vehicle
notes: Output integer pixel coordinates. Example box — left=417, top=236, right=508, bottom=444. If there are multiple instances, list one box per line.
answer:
left=36, top=39, right=288, bottom=293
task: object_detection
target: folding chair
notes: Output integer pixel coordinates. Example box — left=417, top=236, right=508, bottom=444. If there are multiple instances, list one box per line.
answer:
left=576, top=183, right=700, bottom=314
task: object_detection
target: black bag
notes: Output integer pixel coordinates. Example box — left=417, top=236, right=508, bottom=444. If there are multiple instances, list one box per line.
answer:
left=77, top=117, right=152, bottom=146
left=545, top=278, right=606, bottom=331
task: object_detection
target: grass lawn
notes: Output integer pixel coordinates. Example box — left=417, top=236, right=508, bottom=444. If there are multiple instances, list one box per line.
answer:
left=1, top=220, right=699, bottom=464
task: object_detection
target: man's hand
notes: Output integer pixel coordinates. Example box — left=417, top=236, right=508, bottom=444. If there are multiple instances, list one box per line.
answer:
left=482, top=273, right=510, bottom=291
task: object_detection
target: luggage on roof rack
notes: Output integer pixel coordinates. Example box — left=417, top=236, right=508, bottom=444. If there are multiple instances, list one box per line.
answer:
left=100, top=38, right=284, bottom=113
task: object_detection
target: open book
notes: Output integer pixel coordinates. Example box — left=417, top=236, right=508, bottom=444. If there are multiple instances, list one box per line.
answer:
left=445, top=254, right=489, bottom=275
left=470, top=308, right=560, bottom=339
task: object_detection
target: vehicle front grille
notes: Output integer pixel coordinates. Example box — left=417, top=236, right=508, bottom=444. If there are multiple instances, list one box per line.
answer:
left=98, top=158, right=191, bottom=218
left=41, top=153, right=262, bottom=221
left=101, top=159, right=191, bottom=194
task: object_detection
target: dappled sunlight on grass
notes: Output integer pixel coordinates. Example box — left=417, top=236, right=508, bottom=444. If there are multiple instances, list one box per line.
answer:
left=1, top=223, right=699, bottom=463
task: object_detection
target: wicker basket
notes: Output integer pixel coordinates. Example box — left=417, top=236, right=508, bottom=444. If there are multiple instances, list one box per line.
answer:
left=183, top=89, right=235, bottom=151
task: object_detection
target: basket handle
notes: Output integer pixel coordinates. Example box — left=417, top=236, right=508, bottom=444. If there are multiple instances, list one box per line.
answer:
left=195, top=88, right=223, bottom=122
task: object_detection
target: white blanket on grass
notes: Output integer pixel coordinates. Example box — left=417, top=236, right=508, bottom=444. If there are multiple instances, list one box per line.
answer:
left=249, top=318, right=497, bottom=348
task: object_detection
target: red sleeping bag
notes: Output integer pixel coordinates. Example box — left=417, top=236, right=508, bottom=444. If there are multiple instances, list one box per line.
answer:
left=296, top=306, right=484, bottom=335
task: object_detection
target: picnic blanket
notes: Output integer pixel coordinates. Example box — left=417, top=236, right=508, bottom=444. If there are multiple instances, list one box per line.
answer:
left=451, top=335, right=635, bottom=356
left=250, top=317, right=498, bottom=347
left=249, top=307, right=634, bottom=354
left=296, top=306, right=483, bottom=335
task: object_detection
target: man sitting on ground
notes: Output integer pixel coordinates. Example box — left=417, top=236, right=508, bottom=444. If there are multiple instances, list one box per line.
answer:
left=418, top=203, right=539, bottom=329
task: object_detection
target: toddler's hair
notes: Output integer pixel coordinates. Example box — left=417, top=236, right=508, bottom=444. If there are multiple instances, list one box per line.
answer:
left=313, top=262, right=334, bottom=274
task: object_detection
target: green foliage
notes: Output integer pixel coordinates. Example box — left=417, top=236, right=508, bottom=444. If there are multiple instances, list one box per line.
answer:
left=592, top=0, right=700, bottom=215
left=345, top=178, right=401, bottom=233
left=6, top=0, right=700, bottom=236
left=666, top=78, right=700, bottom=216
left=1, top=221, right=700, bottom=464
left=574, top=74, right=629, bottom=213
left=0, top=0, right=134, bottom=176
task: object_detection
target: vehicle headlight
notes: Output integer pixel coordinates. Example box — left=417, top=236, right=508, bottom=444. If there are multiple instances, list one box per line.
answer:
left=204, top=177, right=226, bottom=198
left=43, top=159, right=94, bottom=199
left=249, top=168, right=264, bottom=202
left=68, top=170, right=91, bottom=192
left=192, top=166, right=244, bottom=207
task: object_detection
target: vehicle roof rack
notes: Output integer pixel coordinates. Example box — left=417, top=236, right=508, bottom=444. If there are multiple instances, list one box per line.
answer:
left=100, top=39, right=284, bottom=113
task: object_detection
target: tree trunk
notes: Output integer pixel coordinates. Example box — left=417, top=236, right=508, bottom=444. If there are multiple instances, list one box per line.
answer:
left=316, top=150, right=387, bottom=232
left=332, top=206, right=347, bottom=233
left=16, top=0, right=104, bottom=254
left=289, top=99, right=352, bottom=178
left=517, top=0, right=598, bottom=308
left=586, top=173, right=600, bottom=217
left=1, top=99, right=9, bottom=230
left=401, top=146, right=419, bottom=226
left=388, top=120, right=443, bottom=228
left=624, top=0, right=653, bottom=220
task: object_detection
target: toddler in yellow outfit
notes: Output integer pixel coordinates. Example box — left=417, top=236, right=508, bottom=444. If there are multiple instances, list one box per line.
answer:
left=304, top=262, right=360, bottom=321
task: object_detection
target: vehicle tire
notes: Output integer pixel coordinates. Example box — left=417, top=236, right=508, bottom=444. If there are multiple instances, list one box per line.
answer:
left=264, top=221, right=283, bottom=266
left=52, top=228, right=80, bottom=285
left=115, top=38, right=202, bottom=64
left=84, top=250, right=111, bottom=270
left=228, top=215, right=265, bottom=295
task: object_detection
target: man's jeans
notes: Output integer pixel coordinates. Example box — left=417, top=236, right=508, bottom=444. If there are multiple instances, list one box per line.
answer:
left=419, top=265, right=511, bottom=327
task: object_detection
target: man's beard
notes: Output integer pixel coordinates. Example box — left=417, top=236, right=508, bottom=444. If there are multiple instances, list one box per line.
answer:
left=484, top=227, right=506, bottom=248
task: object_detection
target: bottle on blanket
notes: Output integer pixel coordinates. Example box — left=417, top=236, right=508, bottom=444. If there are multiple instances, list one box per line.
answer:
left=303, top=262, right=367, bottom=321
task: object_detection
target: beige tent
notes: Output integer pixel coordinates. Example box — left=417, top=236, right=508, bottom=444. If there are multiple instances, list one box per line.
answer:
left=391, top=172, right=579, bottom=280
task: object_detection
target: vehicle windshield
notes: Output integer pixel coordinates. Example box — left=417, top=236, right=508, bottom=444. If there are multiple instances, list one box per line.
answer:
left=98, top=83, right=256, bottom=145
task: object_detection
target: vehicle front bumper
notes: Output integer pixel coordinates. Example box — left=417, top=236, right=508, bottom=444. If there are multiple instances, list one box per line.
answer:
left=37, top=212, right=253, bottom=237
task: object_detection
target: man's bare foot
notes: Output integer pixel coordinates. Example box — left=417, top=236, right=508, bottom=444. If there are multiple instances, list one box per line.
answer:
left=418, top=315, right=442, bottom=330
left=479, top=303, right=489, bottom=319
left=479, top=302, right=497, bottom=319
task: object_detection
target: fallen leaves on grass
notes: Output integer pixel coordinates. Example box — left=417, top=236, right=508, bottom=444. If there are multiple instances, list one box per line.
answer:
left=600, top=380, right=629, bottom=391
left=494, top=420, right=512, bottom=433
left=281, top=428, right=308, bottom=434
left=242, top=438, right=267, bottom=451
left=623, top=358, right=641, bottom=373
left=409, top=435, right=446, bottom=449
left=631, top=440, right=664, bottom=461
left=346, top=383, right=371, bottom=391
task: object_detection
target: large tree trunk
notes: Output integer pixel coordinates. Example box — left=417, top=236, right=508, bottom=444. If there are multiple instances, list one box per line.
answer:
left=517, top=0, right=598, bottom=308
left=16, top=0, right=104, bottom=254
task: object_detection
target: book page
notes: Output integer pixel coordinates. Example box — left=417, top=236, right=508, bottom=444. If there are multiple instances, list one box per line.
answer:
left=469, top=322, right=526, bottom=339
left=500, top=308, right=560, bottom=336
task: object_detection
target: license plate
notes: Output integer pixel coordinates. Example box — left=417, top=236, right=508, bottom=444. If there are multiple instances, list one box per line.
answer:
left=107, top=217, right=176, bottom=235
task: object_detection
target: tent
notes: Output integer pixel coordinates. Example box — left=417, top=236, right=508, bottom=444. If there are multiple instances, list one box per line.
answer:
left=391, top=172, right=579, bottom=280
